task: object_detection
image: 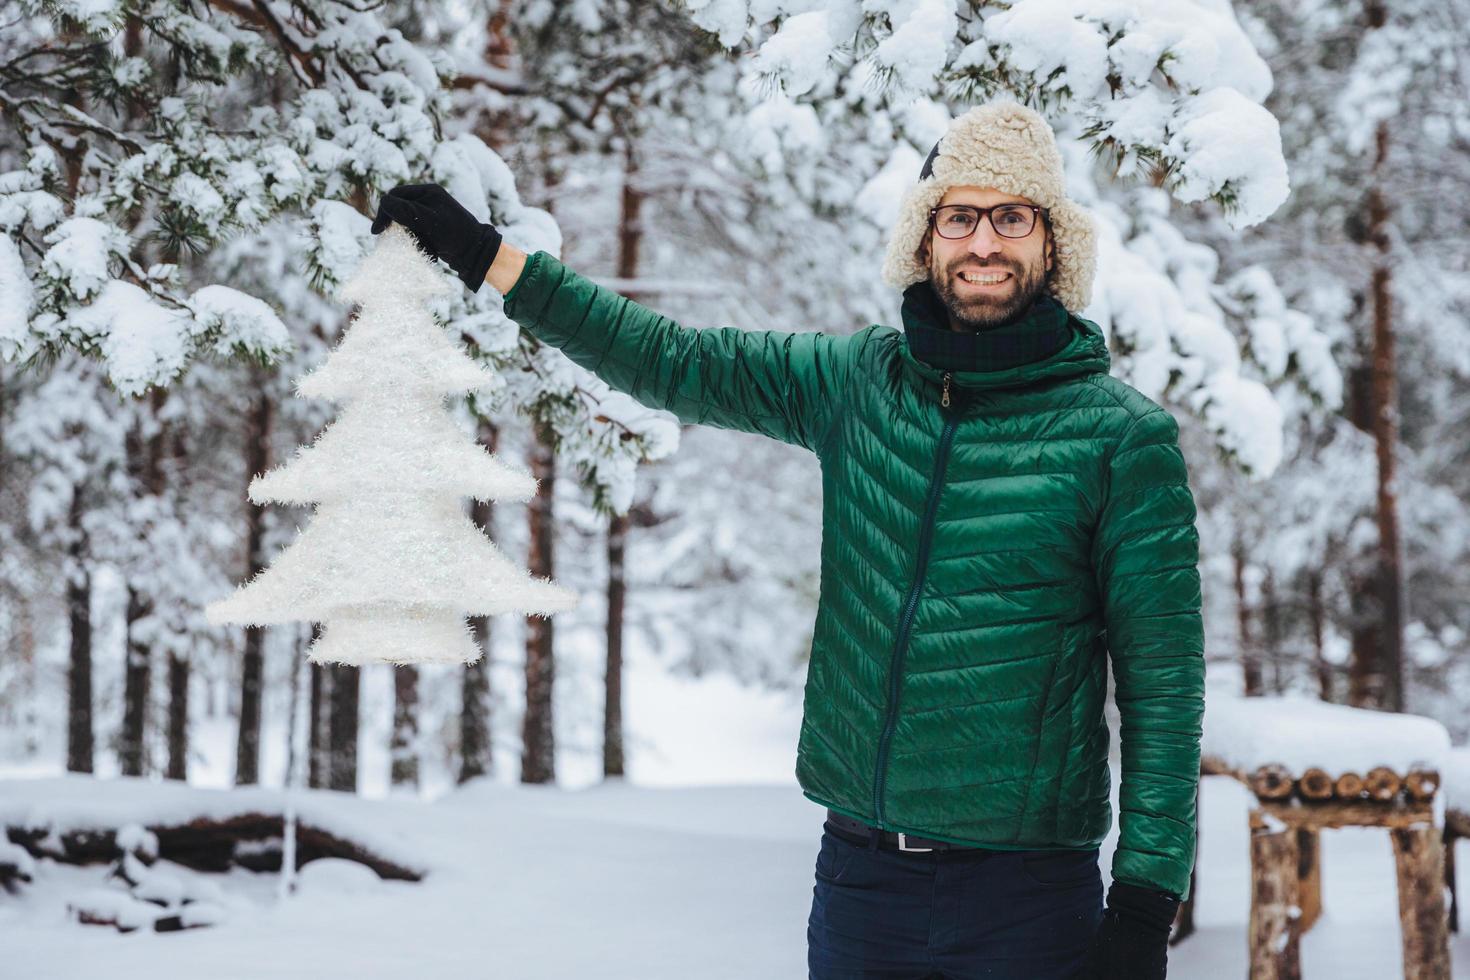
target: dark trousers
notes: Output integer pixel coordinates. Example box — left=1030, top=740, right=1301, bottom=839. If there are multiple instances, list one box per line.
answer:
left=807, top=822, right=1103, bottom=979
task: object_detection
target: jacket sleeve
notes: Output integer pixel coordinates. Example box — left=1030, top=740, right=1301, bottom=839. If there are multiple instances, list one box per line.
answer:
left=501, top=250, right=853, bottom=453
left=1091, top=407, right=1205, bottom=901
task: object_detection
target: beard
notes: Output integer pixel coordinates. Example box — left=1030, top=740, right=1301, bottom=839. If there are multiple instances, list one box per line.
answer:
left=927, top=250, right=1050, bottom=331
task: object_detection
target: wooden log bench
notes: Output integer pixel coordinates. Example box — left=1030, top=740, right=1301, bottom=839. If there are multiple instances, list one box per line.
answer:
left=1197, top=755, right=1450, bottom=980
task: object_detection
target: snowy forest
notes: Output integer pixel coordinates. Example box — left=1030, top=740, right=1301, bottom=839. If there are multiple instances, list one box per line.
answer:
left=2, top=0, right=1469, bottom=977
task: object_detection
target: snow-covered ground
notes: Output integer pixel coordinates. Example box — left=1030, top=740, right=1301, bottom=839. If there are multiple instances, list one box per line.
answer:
left=3, top=659, right=1467, bottom=978
left=3, top=773, right=1468, bottom=978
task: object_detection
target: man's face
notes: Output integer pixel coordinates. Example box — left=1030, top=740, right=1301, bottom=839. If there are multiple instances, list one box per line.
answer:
left=919, top=186, right=1054, bottom=332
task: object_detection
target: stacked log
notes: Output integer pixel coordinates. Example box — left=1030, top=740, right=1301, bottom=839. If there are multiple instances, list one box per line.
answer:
left=1334, top=771, right=1365, bottom=799
left=1297, top=768, right=1333, bottom=801
left=1405, top=769, right=1441, bottom=802
left=1366, top=766, right=1404, bottom=802
left=1242, top=763, right=1439, bottom=806
left=1250, top=763, right=1295, bottom=800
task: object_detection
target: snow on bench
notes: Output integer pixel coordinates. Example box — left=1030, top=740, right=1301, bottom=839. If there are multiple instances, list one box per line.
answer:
left=1201, top=692, right=1450, bottom=807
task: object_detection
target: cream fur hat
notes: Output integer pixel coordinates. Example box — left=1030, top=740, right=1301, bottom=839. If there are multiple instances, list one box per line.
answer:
left=880, top=101, right=1097, bottom=313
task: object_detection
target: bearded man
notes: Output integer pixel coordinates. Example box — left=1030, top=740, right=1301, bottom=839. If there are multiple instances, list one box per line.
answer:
left=373, top=101, right=1203, bottom=980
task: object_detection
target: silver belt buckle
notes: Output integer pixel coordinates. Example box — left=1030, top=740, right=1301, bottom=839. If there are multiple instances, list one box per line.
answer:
left=897, top=833, right=933, bottom=853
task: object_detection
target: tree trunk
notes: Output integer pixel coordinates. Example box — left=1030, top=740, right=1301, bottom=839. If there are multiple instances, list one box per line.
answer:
left=521, top=420, right=558, bottom=785
left=66, top=488, right=94, bottom=774
left=235, top=382, right=273, bottom=785
left=1366, top=118, right=1406, bottom=713
left=1349, top=0, right=1406, bottom=713
left=120, top=388, right=168, bottom=777
left=461, top=424, right=497, bottom=785
left=1347, top=579, right=1383, bottom=709
left=308, top=629, right=327, bottom=789
left=390, top=667, right=419, bottom=790
left=605, top=512, right=628, bottom=779
left=1262, top=567, right=1284, bottom=695
left=164, top=388, right=193, bottom=782
left=328, top=664, right=359, bottom=793
left=603, top=140, right=644, bottom=781
left=235, top=629, right=264, bottom=785
left=120, top=586, right=151, bottom=777
left=165, top=653, right=189, bottom=781
left=1234, top=537, right=1263, bottom=696
left=460, top=648, right=492, bottom=784
left=1307, top=569, right=1331, bottom=701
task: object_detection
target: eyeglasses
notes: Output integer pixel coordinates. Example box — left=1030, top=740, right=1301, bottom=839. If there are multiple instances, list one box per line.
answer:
left=928, top=204, right=1046, bottom=240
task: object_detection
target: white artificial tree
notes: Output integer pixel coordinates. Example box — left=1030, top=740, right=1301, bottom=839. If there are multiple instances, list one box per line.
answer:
left=207, top=226, right=577, bottom=665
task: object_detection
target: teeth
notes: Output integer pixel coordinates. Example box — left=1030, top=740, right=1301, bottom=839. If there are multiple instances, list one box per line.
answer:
left=959, top=271, right=1009, bottom=284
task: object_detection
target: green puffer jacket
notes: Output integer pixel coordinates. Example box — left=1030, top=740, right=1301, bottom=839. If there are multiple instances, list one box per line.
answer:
left=503, top=251, right=1205, bottom=900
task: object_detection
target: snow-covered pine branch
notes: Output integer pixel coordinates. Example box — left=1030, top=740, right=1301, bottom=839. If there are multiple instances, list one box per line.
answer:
left=699, top=3, right=1346, bottom=478
left=685, top=0, right=1290, bottom=228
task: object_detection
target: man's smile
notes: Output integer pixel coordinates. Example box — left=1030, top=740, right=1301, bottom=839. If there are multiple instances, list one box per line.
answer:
left=955, top=269, right=1014, bottom=289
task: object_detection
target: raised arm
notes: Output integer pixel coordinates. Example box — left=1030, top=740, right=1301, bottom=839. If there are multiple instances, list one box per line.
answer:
left=372, top=184, right=855, bottom=454
left=498, top=248, right=853, bottom=453
left=1091, top=407, right=1205, bottom=902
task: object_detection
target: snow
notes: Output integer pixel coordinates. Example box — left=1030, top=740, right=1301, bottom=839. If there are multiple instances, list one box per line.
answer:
left=189, top=285, right=292, bottom=359
left=0, top=233, right=32, bottom=358
left=858, top=142, right=925, bottom=230
left=684, top=0, right=749, bottom=48
left=1164, top=87, right=1291, bottom=229
left=1203, top=689, right=1453, bottom=777
left=41, top=217, right=127, bottom=302
left=309, top=200, right=373, bottom=288
left=1192, top=373, right=1284, bottom=477
left=988, top=1, right=1111, bottom=98
left=170, top=173, right=226, bottom=225
left=68, top=888, right=163, bottom=931
left=3, top=768, right=1467, bottom=976
left=871, top=0, right=958, bottom=96
left=115, top=824, right=159, bottom=860
left=44, top=0, right=124, bottom=34
left=752, top=11, right=834, bottom=97
left=69, top=280, right=193, bottom=397
left=0, top=837, right=36, bottom=879
left=0, top=171, right=65, bottom=233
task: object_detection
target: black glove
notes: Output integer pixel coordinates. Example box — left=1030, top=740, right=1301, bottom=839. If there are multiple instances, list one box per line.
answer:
left=1082, top=880, right=1179, bottom=980
left=370, top=183, right=502, bottom=293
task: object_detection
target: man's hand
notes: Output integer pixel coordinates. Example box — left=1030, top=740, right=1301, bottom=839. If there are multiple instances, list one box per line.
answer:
left=1082, top=881, right=1179, bottom=979
left=371, top=183, right=502, bottom=293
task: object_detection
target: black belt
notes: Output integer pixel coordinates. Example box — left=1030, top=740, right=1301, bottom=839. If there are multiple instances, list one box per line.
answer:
left=824, top=809, right=994, bottom=854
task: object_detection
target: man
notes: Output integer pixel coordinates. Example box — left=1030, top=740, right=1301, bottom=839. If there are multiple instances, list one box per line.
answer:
left=372, top=101, right=1204, bottom=980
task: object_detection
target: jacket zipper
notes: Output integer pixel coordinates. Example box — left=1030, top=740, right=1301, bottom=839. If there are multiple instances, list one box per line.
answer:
left=872, top=371, right=957, bottom=826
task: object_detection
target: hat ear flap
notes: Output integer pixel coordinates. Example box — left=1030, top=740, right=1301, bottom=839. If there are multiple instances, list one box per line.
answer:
left=881, top=181, right=947, bottom=291
left=1043, top=201, right=1097, bottom=312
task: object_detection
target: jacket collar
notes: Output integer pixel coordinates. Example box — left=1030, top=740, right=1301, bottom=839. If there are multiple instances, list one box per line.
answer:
left=896, top=280, right=1112, bottom=394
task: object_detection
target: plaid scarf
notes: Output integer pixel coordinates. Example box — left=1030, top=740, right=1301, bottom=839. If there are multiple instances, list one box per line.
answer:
left=900, top=281, right=1072, bottom=373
